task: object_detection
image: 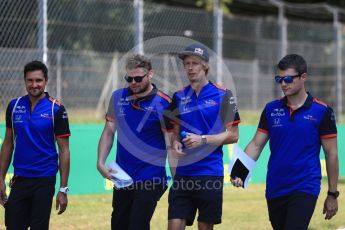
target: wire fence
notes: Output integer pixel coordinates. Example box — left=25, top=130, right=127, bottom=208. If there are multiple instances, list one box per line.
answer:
left=1, top=0, right=344, bottom=119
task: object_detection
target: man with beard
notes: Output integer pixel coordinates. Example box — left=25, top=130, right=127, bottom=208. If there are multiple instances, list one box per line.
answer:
left=0, top=60, right=71, bottom=229
left=97, top=54, right=171, bottom=230
left=165, top=43, right=240, bottom=230
left=232, top=54, right=339, bottom=229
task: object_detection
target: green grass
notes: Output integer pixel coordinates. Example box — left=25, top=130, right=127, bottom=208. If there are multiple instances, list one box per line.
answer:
left=1, top=182, right=344, bottom=230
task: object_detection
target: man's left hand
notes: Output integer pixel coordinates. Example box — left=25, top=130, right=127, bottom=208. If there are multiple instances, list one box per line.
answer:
left=56, top=192, right=68, bottom=215
left=323, top=196, right=338, bottom=220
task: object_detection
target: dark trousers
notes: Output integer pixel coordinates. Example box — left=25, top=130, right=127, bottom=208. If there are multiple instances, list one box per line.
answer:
left=111, top=183, right=167, bottom=230
left=5, top=176, right=56, bottom=230
left=267, top=192, right=318, bottom=230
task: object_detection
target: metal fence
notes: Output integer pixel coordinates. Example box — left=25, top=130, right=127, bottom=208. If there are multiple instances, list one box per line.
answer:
left=1, top=0, right=344, bottom=119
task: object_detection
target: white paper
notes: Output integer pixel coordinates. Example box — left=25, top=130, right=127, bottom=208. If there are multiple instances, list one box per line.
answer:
left=228, top=144, right=256, bottom=188
left=107, top=160, right=133, bottom=188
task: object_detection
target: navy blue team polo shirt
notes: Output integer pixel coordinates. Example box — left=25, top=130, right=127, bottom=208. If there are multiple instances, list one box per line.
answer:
left=258, top=93, right=337, bottom=199
left=6, top=93, right=71, bottom=177
left=106, top=84, right=171, bottom=183
left=165, top=81, right=240, bottom=176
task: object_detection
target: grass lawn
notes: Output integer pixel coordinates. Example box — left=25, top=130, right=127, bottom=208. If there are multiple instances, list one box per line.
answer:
left=1, top=182, right=344, bottom=230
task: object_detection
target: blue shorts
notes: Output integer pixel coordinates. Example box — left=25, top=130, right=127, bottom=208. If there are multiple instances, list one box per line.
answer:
left=168, top=175, right=223, bottom=226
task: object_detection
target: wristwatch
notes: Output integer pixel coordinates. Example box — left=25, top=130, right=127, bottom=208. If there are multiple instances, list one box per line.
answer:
left=59, top=187, right=69, bottom=194
left=327, top=190, right=339, bottom=199
left=201, top=135, right=207, bottom=144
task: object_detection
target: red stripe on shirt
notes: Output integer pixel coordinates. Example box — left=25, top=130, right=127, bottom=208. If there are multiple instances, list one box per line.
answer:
left=225, top=120, right=240, bottom=127
left=105, top=116, right=114, bottom=122
left=55, top=134, right=71, bottom=138
left=157, top=91, right=171, bottom=103
left=162, top=129, right=175, bottom=133
left=212, top=83, right=226, bottom=91
left=313, top=98, right=327, bottom=107
left=320, top=134, right=337, bottom=139
left=258, top=128, right=268, bottom=134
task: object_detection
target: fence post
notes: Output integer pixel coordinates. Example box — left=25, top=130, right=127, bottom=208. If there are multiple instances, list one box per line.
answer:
left=270, top=0, right=287, bottom=98
left=56, top=49, right=62, bottom=100
left=37, top=0, right=48, bottom=63
left=252, top=59, right=259, bottom=110
left=163, top=54, right=169, bottom=93
left=213, top=0, right=223, bottom=85
left=96, top=53, right=119, bottom=118
left=134, top=0, right=144, bottom=54
left=334, top=9, right=343, bottom=119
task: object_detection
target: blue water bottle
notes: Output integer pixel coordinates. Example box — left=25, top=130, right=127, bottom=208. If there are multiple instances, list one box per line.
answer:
left=180, top=131, right=187, bottom=139
left=180, top=131, right=187, bottom=148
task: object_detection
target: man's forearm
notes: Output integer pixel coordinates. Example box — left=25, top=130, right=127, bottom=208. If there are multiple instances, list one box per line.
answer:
left=57, top=137, right=70, bottom=187
left=0, top=137, right=14, bottom=180
left=97, top=133, right=114, bottom=166
left=59, top=151, right=70, bottom=187
left=326, top=153, right=339, bottom=192
left=205, top=129, right=239, bottom=146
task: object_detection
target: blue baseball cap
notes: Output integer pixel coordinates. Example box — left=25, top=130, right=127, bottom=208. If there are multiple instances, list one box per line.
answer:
left=178, top=43, right=209, bottom=62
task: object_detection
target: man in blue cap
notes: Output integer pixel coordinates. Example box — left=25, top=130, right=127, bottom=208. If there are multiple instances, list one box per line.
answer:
left=165, top=43, right=240, bottom=230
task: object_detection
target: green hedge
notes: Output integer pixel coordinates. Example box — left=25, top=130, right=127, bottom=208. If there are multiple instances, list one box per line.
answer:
left=0, top=124, right=344, bottom=194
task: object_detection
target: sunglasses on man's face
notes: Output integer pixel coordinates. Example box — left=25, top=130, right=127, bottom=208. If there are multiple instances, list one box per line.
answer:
left=274, top=74, right=300, bottom=84
left=124, top=73, right=148, bottom=83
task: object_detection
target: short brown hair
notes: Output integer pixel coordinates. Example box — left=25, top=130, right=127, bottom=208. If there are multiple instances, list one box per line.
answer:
left=126, top=54, right=152, bottom=71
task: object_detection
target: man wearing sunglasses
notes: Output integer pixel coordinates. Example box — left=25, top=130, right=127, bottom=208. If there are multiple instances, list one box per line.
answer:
left=232, top=54, right=339, bottom=229
left=165, top=43, right=240, bottom=230
left=97, top=54, right=171, bottom=230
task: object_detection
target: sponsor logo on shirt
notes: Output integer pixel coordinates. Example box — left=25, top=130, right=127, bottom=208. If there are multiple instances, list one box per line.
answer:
left=272, top=118, right=283, bottom=127
left=40, top=113, right=52, bottom=119
left=233, top=105, right=238, bottom=113
left=229, top=97, right=236, bottom=104
left=271, top=108, right=285, bottom=117
left=13, top=114, right=23, bottom=123
left=144, top=106, right=155, bottom=111
left=62, top=111, right=68, bottom=119
left=303, top=115, right=317, bottom=121
left=180, top=105, right=191, bottom=114
left=118, top=98, right=130, bottom=106
left=118, top=107, right=126, bottom=116
left=180, top=96, right=191, bottom=105
left=14, top=106, right=26, bottom=114
left=204, top=99, right=217, bottom=105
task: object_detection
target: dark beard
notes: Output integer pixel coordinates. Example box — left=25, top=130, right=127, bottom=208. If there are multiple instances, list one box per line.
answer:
left=132, top=82, right=151, bottom=95
left=29, top=90, right=45, bottom=99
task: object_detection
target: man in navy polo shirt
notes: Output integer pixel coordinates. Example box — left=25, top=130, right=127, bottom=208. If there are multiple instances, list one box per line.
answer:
left=232, top=54, right=339, bottom=229
left=165, top=43, right=240, bottom=230
left=0, top=60, right=71, bottom=229
left=97, top=54, right=171, bottom=230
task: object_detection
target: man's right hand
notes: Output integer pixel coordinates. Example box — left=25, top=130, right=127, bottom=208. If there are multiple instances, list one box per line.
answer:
left=230, top=177, right=243, bottom=188
left=0, top=178, right=7, bottom=206
left=97, top=164, right=113, bottom=180
left=171, top=140, right=185, bottom=159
